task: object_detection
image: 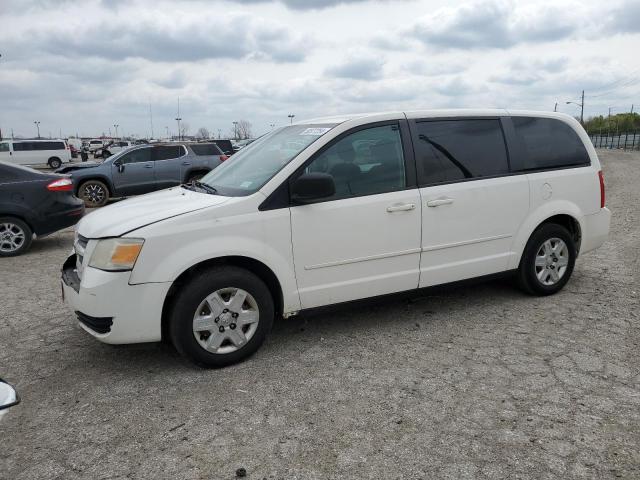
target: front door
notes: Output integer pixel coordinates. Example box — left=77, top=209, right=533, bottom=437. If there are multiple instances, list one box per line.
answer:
left=410, top=117, right=530, bottom=287
left=111, top=147, right=155, bottom=196
left=290, top=122, right=422, bottom=309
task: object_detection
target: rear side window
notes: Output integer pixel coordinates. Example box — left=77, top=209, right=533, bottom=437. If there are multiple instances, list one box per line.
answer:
left=414, top=119, right=509, bottom=185
left=190, top=144, right=223, bottom=156
left=0, top=143, right=9, bottom=152
left=39, top=141, right=65, bottom=150
left=512, top=117, right=590, bottom=171
left=152, top=145, right=184, bottom=161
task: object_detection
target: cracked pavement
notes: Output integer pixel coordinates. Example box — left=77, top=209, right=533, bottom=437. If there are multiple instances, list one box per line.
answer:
left=1, top=150, right=639, bottom=479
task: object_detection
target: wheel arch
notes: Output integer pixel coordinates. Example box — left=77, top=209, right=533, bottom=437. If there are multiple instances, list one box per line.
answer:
left=160, top=255, right=284, bottom=342
left=75, top=175, right=115, bottom=196
left=510, top=202, right=585, bottom=270
left=0, top=213, right=34, bottom=233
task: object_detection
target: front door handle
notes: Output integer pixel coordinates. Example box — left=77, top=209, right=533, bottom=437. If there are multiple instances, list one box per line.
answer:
left=386, top=203, right=416, bottom=213
left=182, top=161, right=191, bottom=165
left=143, top=164, right=153, bottom=168
left=427, top=198, right=454, bottom=207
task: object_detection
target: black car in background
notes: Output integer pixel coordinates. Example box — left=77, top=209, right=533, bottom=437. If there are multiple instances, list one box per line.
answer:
left=211, top=139, right=235, bottom=156
left=57, top=142, right=228, bottom=207
left=0, top=161, right=84, bottom=256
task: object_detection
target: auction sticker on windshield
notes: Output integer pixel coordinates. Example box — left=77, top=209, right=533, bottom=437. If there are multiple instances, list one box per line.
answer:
left=299, top=128, right=331, bottom=136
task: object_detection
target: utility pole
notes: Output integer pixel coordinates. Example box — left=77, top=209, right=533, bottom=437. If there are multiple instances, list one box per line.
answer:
left=233, top=121, right=238, bottom=140
left=288, top=114, right=295, bottom=124
left=565, top=90, right=584, bottom=125
left=113, top=124, right=119, bottom=138
left=270, top=123, right=275, bottom=130
left=632, top=104, right=635, bottom=115
left=554, top=102, right=558, bottom=112
left=34, top=121, right=41, bottom=138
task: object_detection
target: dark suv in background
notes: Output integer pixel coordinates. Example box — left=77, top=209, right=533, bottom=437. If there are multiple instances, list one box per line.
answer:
left=58, top=142, right=228, bottom=207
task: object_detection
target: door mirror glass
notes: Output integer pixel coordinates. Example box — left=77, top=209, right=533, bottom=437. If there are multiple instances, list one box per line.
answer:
left=291, top=172, right=335, bottom=204
left=0, top=379, right=19, bottom=411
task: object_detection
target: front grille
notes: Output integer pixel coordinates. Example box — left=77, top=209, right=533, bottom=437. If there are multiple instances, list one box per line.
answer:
left=76, top=311, right=113, bottom=334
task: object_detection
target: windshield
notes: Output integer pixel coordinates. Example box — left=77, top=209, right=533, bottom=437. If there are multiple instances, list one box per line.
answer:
left=200, top=124, right=337, bottom=196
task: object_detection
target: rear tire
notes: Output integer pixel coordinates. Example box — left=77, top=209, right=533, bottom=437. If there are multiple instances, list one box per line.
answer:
left=0, top=217, right=33, bottom=257
left=48, top=157, right=62, bottom=169
left=169, top=266, right=274, bottom=368
left=79, top=179, right=110, bottom=208
left=517, top=223, right=576, bottom=296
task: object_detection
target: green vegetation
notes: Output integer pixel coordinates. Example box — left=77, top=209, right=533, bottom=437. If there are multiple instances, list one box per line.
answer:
left=584, top=113, right=640, bottom=134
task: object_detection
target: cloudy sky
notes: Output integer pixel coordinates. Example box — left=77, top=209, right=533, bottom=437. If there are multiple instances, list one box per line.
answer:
left=1, top=0, right=638, bottom=139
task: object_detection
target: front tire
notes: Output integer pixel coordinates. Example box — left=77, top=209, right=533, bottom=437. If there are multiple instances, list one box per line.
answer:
left=517, top=223, right=576, bottom=296
left=0, top=217, right=33, bottom=257
left=78, top=179, right=110, bottom=208
left=48, top=157, right=62, bottom=169
left=169, top=266, right=274, bottom=368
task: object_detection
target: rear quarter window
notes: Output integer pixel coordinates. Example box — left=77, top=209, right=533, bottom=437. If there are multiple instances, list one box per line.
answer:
left=512, top=117, right=590, bottom=171
left=190, top=144, right=223, bottom=156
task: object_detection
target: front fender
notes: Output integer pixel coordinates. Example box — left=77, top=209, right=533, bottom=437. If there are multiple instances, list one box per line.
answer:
left=128, top=205, right=301, bottom=313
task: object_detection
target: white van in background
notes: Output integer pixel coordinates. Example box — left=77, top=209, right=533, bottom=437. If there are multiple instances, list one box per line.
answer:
left=0, top=139, right=71, bottom=169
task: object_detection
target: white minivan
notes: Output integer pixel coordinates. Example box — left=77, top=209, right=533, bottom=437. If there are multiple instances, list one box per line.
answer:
left=0, top=139, right=71, bottom=169
left=61, top=110, right=611, bottom=367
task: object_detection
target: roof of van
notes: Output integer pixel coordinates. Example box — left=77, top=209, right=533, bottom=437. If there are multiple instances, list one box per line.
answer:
left=8, top=138, right=66, bottom=142
left=298, top=109, right=576, bottom=125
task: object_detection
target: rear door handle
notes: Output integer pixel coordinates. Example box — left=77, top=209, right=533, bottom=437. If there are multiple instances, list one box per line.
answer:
left=386, top=203, right=416, bottom=213
left=426, top=198, right=453, bottom=207
left=182, top=161, right=191, bottom=165
left=143, top=164, right=153, bottom=168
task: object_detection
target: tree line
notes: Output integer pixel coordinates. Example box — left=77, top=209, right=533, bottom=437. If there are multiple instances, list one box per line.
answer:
left=583, top=112, right=640, bottom=134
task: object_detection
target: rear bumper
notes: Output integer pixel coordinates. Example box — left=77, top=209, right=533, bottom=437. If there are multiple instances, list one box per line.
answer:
left=581, top=207, right=611, bottom=254
left=36, top=201, right=84, bottom=236
left=61, top=254, right=171, bottom=344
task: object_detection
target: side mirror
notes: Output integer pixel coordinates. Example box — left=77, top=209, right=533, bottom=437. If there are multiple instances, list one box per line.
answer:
left=113, top=160, right=124, bottom=173
left=291, top=172, right=335, bottom=204
left=0, top=379, right=19, bottom=417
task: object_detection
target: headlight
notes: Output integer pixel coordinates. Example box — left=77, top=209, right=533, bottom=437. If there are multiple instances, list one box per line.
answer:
left=89, top=238, right=144, bottom=271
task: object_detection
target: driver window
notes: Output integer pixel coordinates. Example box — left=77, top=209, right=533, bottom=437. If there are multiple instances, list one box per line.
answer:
left=0, top=143, right=10, bottom=152
left=121, top=148, right=151, bottom=164
left=305, top=124, right=406, bottom=199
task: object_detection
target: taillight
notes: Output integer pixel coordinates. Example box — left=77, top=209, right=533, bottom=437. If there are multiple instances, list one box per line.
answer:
left=598, top=170, right=605, bottom=208
left=220, top=155, right=229, bottom=162
left=47, top=178, right=73, bottom=191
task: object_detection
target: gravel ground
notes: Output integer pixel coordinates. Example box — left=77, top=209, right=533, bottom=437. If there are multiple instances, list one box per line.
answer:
left=1, top=150, right=639, bottom=480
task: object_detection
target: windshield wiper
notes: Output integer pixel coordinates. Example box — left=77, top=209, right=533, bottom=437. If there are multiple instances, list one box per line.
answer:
left=192, top=180, right=218, bottom=195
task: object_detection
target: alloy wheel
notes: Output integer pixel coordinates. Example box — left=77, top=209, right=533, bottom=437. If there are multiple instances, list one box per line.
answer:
left=0, top=222, right=26, bottom=253
left=82, top=183, right=106, bottom=206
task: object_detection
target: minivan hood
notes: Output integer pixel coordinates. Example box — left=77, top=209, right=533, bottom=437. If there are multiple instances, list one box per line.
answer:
left=78, top=187, right=231, bottom=238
